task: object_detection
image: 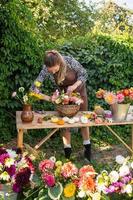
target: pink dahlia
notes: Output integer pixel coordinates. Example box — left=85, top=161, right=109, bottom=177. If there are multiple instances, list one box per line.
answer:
left=116, top=93, right=125, bottom=103
left=61, top=162, right=78, bottom=178
left=42, top=172, right=55, bottom=187
left=39, top=159, right=55, bottom=172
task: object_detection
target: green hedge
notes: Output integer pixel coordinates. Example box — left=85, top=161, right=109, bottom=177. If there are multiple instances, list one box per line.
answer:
left=0, top=0, right=133, bottom=142
left=59, top=34, right=133, bottom=109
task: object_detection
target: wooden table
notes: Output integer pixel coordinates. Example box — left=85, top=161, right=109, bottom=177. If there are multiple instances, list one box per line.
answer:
left=16, top=111, right=133, bottom=154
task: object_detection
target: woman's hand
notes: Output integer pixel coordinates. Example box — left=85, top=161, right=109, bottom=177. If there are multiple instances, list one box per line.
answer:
left=67, top=80, right=82, bottom=95
left=67, top=85, right=76, bottom=95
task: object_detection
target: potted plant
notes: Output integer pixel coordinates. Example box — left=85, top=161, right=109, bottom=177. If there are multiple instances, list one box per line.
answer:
left=12, top=87, right=34, bottom=123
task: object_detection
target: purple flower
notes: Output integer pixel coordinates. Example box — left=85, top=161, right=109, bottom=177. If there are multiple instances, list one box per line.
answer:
left=121, top=175, right=132, bottom=184
left=0, top=147, right=7, bottom=155
left=0, top=153, right=9, bottom=164
left=106, top=185, right=115, bottom=193
left=6, top=165, right=16, bottom=176
left=13, top=183, right=21, bottom=193
left=15, top=167, right=31, bottom=188
left=112, top=181, right=124, bottom=188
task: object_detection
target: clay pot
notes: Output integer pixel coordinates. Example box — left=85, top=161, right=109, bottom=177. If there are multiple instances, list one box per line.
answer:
left=21, top=104, right=34, bottom=123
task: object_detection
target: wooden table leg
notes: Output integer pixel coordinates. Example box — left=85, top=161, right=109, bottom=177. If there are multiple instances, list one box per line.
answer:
left=106, top=125, right=133, bottom=154
left=34, top=128, right=59, bottom=150
left=17, top=129, right=24, bottom=150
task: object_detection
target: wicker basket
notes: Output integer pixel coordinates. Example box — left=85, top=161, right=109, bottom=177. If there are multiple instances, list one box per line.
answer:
left=56, top=104, right=80, bottom=117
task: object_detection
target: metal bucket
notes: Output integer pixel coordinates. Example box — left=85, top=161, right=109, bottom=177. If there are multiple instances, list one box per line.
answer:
left=111, top=103, right=130, bottom=122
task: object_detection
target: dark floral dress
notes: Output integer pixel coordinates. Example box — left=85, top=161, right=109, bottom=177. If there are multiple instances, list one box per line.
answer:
left=31, top=56, right=88, bottom=110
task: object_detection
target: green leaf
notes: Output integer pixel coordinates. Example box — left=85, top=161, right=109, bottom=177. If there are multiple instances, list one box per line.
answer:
left=48, top=182, right=63, bottom=200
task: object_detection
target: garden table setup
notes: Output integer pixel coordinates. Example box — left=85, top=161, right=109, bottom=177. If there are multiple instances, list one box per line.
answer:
left=16, top=107, right=133, bottom=155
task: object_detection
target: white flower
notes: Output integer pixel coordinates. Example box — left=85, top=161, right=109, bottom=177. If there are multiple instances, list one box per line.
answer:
left=5, top=158, right=15, bottom=168
left=131, top=161, right=133, bottom=169
left=80, top=116, right=88, bottom=124
left=18, top=87, right=25, bottom=92
left=124, top=184, right=132, bottom=194
left=23, top=95, right=28, bottom=103
left=0, top=171, right=10, bottom=181
left=6, top=149, right=17, bottom=159
left=92, top=192, right=101, bottom=200
left=49, top=156, right=56, bottom=163
left=12, top=91, right=17, bottom=97
left=0, top=163, right=3, bottom=171
left=119, top=165, right=130, bottom=177
left=109, top=171, right=119, bottom=183
left=116, top=155, right=125, bottom=165
left=78, top=190, right=86, bottom=198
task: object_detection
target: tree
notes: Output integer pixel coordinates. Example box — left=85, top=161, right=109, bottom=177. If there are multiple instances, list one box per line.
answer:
left=23, top=0, right=95, bottom=40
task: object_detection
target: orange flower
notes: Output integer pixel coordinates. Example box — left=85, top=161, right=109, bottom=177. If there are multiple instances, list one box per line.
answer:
left=79, top=165, right=96, bottom=178
left=96, top=89, right=106, bottom=99
left=79, top=176, right=95, bottom=192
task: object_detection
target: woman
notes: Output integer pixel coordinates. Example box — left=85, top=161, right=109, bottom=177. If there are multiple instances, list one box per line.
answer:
left=31, top=50, right=91, bottom=161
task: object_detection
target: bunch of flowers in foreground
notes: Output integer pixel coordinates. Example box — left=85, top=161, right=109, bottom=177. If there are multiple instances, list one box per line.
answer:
left=28, top=155, right=133, bottom=200
left=96, top=88, right=133, bottom=105
left=38, top=157, right=98, bottom=200
left=96, top=155, right=133, bottom=197
left=0, top=147, right=34, bottom=193
left=51, top=90, right=84, bottom=105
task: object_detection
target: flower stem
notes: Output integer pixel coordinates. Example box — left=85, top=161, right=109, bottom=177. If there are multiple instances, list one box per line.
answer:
left=23, top=186, right=43, bottom=200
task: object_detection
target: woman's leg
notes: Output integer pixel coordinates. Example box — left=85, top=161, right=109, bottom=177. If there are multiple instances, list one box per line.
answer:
left=80, top=87, right=91, bottom=161
left=62, top=128, right=72, bottom=159
left=81, top=127, right=91, bottom=161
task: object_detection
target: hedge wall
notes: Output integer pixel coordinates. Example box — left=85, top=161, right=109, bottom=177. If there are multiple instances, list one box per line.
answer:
left=59, top=34, right=133, bottom=109
left=0, top=1, right=133, bottom=142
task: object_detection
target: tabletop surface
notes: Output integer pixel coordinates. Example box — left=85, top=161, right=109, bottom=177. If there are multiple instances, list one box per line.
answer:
left=16, top=110, right=133, bottom=130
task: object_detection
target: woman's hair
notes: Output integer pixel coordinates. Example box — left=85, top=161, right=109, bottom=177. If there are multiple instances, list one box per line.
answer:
left=44, top=50, right=66, bottom=85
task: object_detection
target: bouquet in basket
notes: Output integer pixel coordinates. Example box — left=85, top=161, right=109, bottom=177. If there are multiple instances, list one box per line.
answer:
left=51, top=90, right=83, bottom=105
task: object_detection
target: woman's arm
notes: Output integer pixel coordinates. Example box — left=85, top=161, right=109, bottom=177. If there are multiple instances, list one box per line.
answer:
left=30, top=66, right=52, bottom=101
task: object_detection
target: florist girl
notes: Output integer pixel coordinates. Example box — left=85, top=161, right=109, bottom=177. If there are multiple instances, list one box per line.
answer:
left=31, top=50, right=91, bottom=161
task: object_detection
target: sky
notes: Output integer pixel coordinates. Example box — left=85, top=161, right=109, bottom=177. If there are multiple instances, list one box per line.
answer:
left=84, top=0, right=133, bottom=10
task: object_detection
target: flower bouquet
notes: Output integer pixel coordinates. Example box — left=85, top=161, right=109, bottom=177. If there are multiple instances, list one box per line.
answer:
left=12, top=87, right=35, bottom=122
left=96, top=88, right=133, bottom=121
left=0, top=147, right=34, bottom=199
left=96, top=155, right=133, bottom=199
left=25, top=156, right=99, bottom=200
left=51, top=90, right=83, bottom=117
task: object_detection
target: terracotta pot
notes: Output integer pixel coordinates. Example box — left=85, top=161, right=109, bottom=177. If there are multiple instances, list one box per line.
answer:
left=21, top=104, right=34, bottom=123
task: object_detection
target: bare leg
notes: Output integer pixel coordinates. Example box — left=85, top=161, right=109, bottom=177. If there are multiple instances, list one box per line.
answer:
left=62, top=128, right=71, bottom=146
left=62, top=128, right=72, bottom=159
left=81, top=127, right=90, bottom=140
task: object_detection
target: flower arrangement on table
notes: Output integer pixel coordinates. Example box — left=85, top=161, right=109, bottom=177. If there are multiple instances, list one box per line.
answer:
left=12, top=87, right=34, bottom=105
left=51, top=90, right=83, bottom=105
left=24, top=155, right=133, bottom=200
left=96, top=88, right=133, bottom=105
left=0, top=147, right=34, bottom=193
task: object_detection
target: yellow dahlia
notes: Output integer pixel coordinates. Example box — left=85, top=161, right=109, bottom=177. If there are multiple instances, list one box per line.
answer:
left=64, top=183, right=76, bottom=198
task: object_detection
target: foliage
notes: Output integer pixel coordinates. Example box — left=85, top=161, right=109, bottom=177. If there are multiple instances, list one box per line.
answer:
left=0, top=0, right=46, bottom=141
left=93, top=1, right=133, bottom=36
left=23, top=0, right=95, bottom=41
